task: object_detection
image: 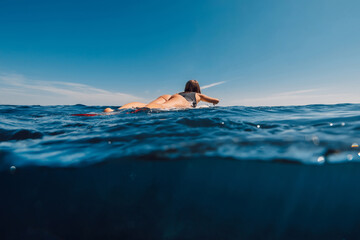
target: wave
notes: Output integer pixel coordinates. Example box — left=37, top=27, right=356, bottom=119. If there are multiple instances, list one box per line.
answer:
left=1, top=104, right=360, bottom=170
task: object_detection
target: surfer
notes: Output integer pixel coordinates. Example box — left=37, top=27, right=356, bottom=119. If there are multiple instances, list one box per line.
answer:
left=104, top=80, right=219, bottom=112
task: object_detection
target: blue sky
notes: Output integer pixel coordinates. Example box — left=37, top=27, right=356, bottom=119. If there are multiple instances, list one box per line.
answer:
left=1, top=0, right=360, bottom=106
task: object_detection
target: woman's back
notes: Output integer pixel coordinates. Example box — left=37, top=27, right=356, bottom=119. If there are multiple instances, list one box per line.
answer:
left=177, top=92, right=197, bottom=107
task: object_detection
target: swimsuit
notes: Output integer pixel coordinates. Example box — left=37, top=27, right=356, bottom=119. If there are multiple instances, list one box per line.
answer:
left=178, top=92, right=197, bottom=108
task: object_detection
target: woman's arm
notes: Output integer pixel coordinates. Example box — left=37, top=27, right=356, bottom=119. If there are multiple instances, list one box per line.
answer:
left=198, top=94, right=219, bottom=105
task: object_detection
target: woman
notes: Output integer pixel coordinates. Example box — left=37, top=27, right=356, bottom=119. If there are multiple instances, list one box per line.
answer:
left=104, top=80, right=219, bottom=112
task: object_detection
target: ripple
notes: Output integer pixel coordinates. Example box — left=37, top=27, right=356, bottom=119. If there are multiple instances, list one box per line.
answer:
left=0, top=128, right=44, bottom=142
left=1, top=104, right=360, bottom=168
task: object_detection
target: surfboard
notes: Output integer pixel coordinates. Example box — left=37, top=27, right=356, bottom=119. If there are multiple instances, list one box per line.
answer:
left=71, top=107, right=151, bottom=117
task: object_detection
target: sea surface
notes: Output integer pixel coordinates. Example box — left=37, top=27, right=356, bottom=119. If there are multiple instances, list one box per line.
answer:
left=1, top=104, right=360, bottom=168
left=2, top=104, right=360, bottom=240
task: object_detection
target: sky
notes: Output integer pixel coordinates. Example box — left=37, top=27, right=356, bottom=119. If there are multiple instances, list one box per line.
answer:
left=1, top=0, right=360, bottom=106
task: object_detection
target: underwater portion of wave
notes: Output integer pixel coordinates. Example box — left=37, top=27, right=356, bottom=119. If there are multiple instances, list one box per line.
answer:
left=1, top=103, right=360, bottom=169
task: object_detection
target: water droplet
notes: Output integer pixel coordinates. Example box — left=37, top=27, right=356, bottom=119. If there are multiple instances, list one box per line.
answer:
left=257, top=125, right=260, bottom=128
left=10, top=166, right=16, bottom=174
left=108, top=141, right=112, bottom=144
left=317, top=156, right=325, bottom=163
left=329, top=123, right=333, bottom=126
left=341, top=122, right=346, bottom=126
left=221, top=122, right=224, bottom=125
left=347, top=154, right=353, bottom=161
left=351, top=143, right=359, bottom=148
left=312, top=136, right=320, bottom=145
left=130, top=172, right=136, bottom=180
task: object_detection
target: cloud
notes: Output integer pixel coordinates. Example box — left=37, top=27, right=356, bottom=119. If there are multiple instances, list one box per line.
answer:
left=0, top=73, right=144, bottom=105
left=276, top=89, right=320, bottom=96
left=201, top=81, right=226, bottom=89
left=226, top=88, right=360, bottom=106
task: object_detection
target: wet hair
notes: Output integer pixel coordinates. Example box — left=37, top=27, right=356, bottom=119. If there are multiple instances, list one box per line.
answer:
left=184, top=80, right=201, bottom=93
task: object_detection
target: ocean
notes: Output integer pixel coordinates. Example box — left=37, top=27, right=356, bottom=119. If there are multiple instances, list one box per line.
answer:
left=1, top=104, right=360, bottom=239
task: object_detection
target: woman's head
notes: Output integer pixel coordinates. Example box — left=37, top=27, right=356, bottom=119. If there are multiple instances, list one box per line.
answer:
left=184, top=80, right=201, bottom=93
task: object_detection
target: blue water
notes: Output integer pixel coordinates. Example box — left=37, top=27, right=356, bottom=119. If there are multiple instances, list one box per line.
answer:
left=1, top=104, right=360, bottom=169
left=2, top=104, right=360, bottom=239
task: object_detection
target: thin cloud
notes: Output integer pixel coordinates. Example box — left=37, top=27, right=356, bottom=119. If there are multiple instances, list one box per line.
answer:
left=202, top=81, right=226, bottom=89
left=276, top=88, right=321, bottom=96
left=0, top=73, right=143, bottom=105
left=227, top=88, right=360, bottom=106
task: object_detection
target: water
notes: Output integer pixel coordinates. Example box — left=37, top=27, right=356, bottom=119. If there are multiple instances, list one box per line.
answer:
left=2, top=104, right=360, bottom=239
left=1, top=104, right=360, bottom=168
